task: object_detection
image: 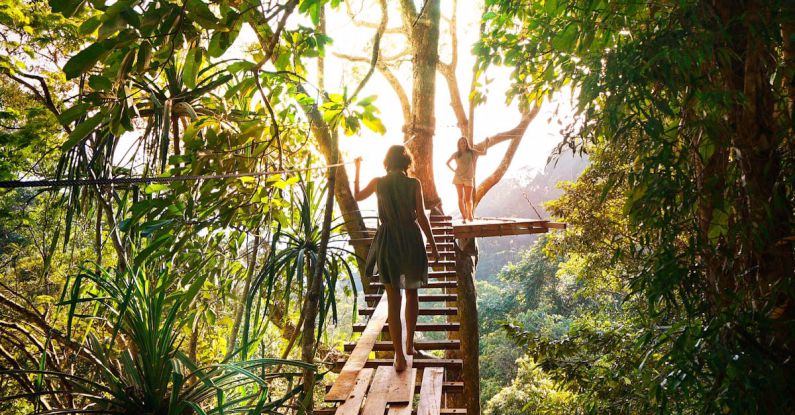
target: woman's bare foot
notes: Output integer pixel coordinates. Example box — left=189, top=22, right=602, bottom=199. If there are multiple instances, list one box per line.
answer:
left=393, top=353, right=407, bottom=371
left=405, top=340, right=416, bottom=356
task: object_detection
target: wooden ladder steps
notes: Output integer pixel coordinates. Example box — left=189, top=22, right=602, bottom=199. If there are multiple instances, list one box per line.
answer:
left=359, top=307, right=458, bottom=316
left=365, top=293, right=457, bottom=302
left=336, top=358, right=463, bottom=370
left=352, top=322, right=460, bottom=333
left=344, top=340, right=461, bottom=352
left=370, top=280, right=457, bottom=289
left=324, top=380, right=464, bottom=394
left=373, top=270, right=456, bottom=279
left=314, top=409, right=467, bottom=415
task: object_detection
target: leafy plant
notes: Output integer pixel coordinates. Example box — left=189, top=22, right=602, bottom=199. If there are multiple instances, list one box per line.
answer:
left=1, top=259, right=313, bottom=414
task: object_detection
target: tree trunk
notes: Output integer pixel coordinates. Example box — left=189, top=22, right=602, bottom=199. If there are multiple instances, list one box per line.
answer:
left=455, top=237, right=480, bottom=415
left=300, top=129, right=338, bottom=414
left=401, top=0, right=443, bottom=211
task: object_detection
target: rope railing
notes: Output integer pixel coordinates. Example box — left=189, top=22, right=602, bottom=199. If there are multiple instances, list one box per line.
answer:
left=0, top=161, right=356, bottom=189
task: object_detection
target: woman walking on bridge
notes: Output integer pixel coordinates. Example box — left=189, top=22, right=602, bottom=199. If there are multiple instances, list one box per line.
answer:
left=354, top=145, right=440, bottom=371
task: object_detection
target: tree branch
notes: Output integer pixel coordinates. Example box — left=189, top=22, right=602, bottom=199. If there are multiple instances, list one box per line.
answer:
left=438, top=61, right=468, bottom=135
left=344, top=0, right=403, bottom=34
left=398, top=0, right=418, bottom=38
left=0, top=290, right=107, bottom=371
left=473, top=105, right=540, bottom=205
left=349, top=0, right=388, bottom=101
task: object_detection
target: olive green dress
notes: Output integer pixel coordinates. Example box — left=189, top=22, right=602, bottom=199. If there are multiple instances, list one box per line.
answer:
left=365, top=170, right=429, bottom=289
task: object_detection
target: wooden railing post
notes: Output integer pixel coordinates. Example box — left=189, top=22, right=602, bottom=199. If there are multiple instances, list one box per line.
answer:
left=455, top=236, right=480, bottom=415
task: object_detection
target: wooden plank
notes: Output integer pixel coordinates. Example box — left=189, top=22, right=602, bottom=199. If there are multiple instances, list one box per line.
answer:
left=361, top=366, right=417, bottom=413
left=453, top=227, right=548, bottom=239
left=360, top=307, right=457, bottom=316
left=373, top=271, right=456, bottom=279
left=353, top=322, right=460, bottom=332
left=416, top=367, right=444, bottom=415
left=333, top=368, right=374, bottom=415
left=337, top=358, right=463, bottom=369
left=325, top=381, right=463, bottom=394
left=325, top=293, right=389, bottom=402
left=365, top=294, right=457, bottom=302
left=386, top=365, right=418, bottom=415
left=370, top=281, right=457, bottom=289
left=389, top=403, right=413, bottom=415
left=344, top=340, right=461, bottom=352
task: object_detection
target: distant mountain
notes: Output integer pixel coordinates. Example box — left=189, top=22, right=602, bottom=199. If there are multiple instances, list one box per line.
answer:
left=474, top=153, right=589, bottom=281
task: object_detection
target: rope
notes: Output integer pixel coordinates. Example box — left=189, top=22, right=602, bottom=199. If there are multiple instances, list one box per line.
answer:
left=0, top=161, right=354, bottom=189
left=521, top=190, right=545, bottom=220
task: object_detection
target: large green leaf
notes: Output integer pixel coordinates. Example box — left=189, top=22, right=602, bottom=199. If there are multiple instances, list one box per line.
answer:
left=183, top=46, right=203, bottom=89
left=49, top=0, right=85, bottom=17
left=62, top=111, right=105, bottom=150
left=63, top=42, right=107, bottom=79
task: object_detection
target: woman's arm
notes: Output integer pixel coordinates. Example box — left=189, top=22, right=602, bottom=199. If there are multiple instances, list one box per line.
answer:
left=354, top=157, right=378, bottom=201
left=355, top=178, right=378, bottom=201
left=415, top=179, right=439, bottom=263
left=472, top=138, right=488, bottom=156
left=446, top=154, right=457, bottom=172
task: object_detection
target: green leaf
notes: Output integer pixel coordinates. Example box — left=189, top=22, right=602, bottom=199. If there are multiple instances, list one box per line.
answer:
left=63, top=43, right=107, bottom=79
left=62, top=111, right=104, bottom=150
left=362, top=115, right=386, bottom=135
left=136, top=41, right=152, bottom=72
left=183, top=47, right=203, bottom=89
left=208, top=24, right=240, bottom=58
left=57, top=103, right=91, bottom=125
left=79, top=16, right=102, bottom=35
left=49, top=0, right=85, bottom=17
left=186, top=0, right=219, bottom=29
left=144, top=183, right=169, bottom=193
left=544, top=0, right=559, bottom=15
left=552, top=23, right=578, bottom=51
left=89, top=75, right=113, bottom=91
left=98, top=15, right=126, bottom=40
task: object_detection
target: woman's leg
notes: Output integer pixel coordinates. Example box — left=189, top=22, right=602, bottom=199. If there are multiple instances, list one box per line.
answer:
left=455, top=184, right=466, bottom=222
left=384, top=284, right=407, bottom=371
left=463, top=185, right=474, bottom=221
left=404, top=288, right=419, bottom=355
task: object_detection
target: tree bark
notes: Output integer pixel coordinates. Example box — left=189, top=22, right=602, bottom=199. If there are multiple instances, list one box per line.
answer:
left=300, top=131, right=338, bottom=414
left=455, top=237, right=480, bottom=415
left=400, top=0, right=443, bottom=211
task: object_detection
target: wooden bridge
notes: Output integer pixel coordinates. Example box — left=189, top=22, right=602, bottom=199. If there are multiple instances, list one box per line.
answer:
left=318, top=215, right=565, bottom=415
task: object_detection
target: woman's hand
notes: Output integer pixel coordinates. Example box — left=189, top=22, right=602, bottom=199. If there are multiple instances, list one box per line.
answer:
left=446, top=155, right=456, bottom=172
left=429, top=243, right=440, bottom=265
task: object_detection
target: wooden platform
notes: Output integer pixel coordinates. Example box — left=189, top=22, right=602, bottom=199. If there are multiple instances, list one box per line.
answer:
left=451, top=217, right=565, bottom=239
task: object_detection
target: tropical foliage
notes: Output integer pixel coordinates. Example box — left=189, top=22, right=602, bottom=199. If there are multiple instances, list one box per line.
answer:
left=476, top=0, right=795, bottom=413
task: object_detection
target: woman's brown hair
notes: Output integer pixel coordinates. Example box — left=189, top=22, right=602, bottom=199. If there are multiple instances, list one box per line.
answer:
left=383, top=145, right=413, bottom=172
left=456, top=136, right=473, bottom=158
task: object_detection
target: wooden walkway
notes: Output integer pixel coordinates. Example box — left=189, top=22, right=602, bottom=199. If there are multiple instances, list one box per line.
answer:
left=320, top=215, right=565, bottom=414
left=318, top=215, right=463, bottom=415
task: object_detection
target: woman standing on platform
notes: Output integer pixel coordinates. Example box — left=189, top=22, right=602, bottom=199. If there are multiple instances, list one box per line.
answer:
left=446, top=136, right=485, bottom=223
left=354, top=146, right=440, bottom=371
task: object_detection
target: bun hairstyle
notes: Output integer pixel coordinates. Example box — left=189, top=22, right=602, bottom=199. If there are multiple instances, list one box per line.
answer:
left=384, top=145, right=413, bottom=172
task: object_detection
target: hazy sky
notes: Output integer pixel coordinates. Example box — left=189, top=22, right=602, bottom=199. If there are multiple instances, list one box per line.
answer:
left=319, top=0, right=572, bottom=214
left=225, top=0, right=574, bottom=216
